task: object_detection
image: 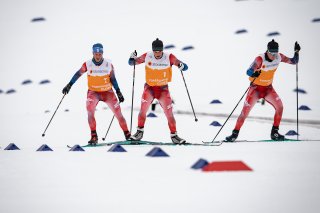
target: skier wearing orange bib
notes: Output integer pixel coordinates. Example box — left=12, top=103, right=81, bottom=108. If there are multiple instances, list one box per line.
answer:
left=128, top=38, right=189, bottom=144
left=225, top=39, right=301, bottom=141
left=62, top=43, right=130, bottom=145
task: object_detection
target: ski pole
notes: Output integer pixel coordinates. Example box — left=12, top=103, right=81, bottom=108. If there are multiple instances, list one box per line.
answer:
left=296, top=63, right=299, bottom=140
left=102, top=115, right=115, bottom=141
left=211, top=78, right=256, bottom=142
left=130, top=51, right=137, bottom=133
left=180, top=70, right=198, bottom=122
left=42, top=94, right=66, bottom=137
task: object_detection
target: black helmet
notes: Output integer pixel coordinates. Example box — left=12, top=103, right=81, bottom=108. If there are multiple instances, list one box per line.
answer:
left=267, top=39, right=279, bottom=53
left=152, top=38, right=163, bottom=51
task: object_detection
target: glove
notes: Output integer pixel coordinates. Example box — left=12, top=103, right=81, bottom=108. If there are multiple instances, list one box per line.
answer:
left=294, top=42, right=301, bottom=53
left=116, top=89, right=124, bottom=102
left=251, top=70, right=261, bottom=78
left=62, top=83, right=72, bottom=95
left=130, top=50, right=137, bottom=60
left=178, top=62, right=188, bottom=71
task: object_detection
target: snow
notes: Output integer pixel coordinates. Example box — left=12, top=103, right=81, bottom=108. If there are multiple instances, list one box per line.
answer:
left=1, top=0, right=320, bottom=212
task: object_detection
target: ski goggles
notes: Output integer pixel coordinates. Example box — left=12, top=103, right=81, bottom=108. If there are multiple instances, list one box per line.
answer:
left=268, top=50, right=278, bottom=57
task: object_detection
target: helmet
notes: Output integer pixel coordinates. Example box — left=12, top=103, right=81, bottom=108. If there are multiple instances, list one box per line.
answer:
left=152, top=38, right=163, bottom=51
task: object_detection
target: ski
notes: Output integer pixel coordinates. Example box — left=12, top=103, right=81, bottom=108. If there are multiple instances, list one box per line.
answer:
left=67, top=143, right=110, bottom=148
left=68, top=138, right=319, bottom=148
left=67, top=140, right=219, bottom=148
left=201, top=138, right=317, bottom=144
left=104, top=140, right=220, bottom=146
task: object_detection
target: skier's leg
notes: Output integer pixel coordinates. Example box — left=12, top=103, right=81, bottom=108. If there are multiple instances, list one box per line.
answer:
left=137, top=84, right=154, bottom=128
left=264, top=86, right=283, bottom=127
left=264, top=86, right=285, bottom=140
left=225, top=86, right=259, bottom=142
left=86, top=90, right=99, bottom=143
left=234, top=86, right=260, bottom=130
left=158, top=86, right=176, bottom=134
left=130, top=84, right=154, bottom=141
left=158, top=86, right=185, bottom=144
left=102, top=90, right=130, bottom=139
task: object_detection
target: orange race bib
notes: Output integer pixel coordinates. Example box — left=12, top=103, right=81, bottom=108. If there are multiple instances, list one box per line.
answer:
left=86, top=59, right=113, bottom=91
left=249, top=53, right=281, bottom=86
left=144, top=52, right=172, bottom=86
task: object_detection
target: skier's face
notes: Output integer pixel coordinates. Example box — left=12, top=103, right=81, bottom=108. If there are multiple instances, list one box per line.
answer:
left=93, top=53, right=103, bottom=62
left=267, top=51, right=277, bottom=60
left=153, top=51, right=163, bottom=59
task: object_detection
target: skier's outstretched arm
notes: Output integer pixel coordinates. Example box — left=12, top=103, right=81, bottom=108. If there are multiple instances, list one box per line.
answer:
left=128, top=52, right=147, bottom=66
left=280, top=42, right=301, bottom=65
left=246, top=56, right=262, bottom=77
left=62, top=63, right=87, bottom=94
left=169, top=54, right=188, bottom=71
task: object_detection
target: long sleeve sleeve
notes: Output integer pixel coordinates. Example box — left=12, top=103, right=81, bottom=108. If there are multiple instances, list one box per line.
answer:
left=128, top=53, right=147, bottom=66
left=69, top=62, right=87, bottom=85
left=280, top=52, right=299, bottom=65
left=246, top=56, right=263, bottom=77
left=110, top=64, right=120, bottom=91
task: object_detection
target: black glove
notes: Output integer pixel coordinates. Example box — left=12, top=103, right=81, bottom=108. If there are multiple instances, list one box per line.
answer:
left=116, top=89, right=124, bottom=102
left=294, top=42, right=301, bottom=53
left=62, top=83, right=72, bottom=95
left=251, top=70, right=261, bottom=78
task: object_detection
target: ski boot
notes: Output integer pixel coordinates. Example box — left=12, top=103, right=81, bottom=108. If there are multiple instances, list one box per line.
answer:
left=130, top=127, right=144, bottom=141
left=88, top=131, right=98, bottom=146
left=171, top=132, right=186, bottom=144
left=225, top=130, right=239, bottom=142
left=124, top=131, right=131, bottom=141
left=271, top=126, right=285, bottom=141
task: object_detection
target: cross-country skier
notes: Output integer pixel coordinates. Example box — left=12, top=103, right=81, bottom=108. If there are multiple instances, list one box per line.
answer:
left=225, top=39, right=301, bottom=142
left=128, top=38, right=188, bottom=144
left=62, top=43, right=130, bottom=145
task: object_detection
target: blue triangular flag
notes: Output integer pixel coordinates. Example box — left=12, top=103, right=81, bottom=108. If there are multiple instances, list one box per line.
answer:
left=4, top=143, right=20, bottom=150
left=39, top=79, right=51, bottom=84
left=210, top=99, right=222, bottom=104
left=299, top=105, right=311, bottom=110
left=146, top=147, right=169, bottom=157
left=6, top=89, right=16, bottom=94
left=37, top=144, right=53, bottom=151
left=147, top=112, right=157, bottom=118
left=285, top=130, right=299, bottom=136
left=267, top=31, right=280, bottom=37
left=164, top=44, right=175, bottom=49
left=108, top=144, right=127, bottom=152
left=69, top=145, right=85, bottom=151
left=182, top=46, right=194, bottom=51
left=191, top=158, right=209, bottom=169
left=235, top=29, right=248, bottom=34
left=293, top=88, right=307, bottom=94
left=210, top=121, right=222, bottom=126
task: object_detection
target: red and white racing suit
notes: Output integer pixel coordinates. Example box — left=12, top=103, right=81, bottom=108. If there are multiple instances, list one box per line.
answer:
left=234, top=52, right=299, bottom=130
left=131, top=52, right=183, bottom=133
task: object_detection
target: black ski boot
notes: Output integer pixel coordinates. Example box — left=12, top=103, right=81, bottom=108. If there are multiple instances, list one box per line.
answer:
left=225, top=130, right=239, bottom=142
left=171, top=132, right=186, bottom=144
left=88, top=130, right=98, bottom=145
left=130, top=127, right=144, bottom=141
left=271, top=126, right=285, bottom=141
left=124, top=131, right=131, bottom=141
